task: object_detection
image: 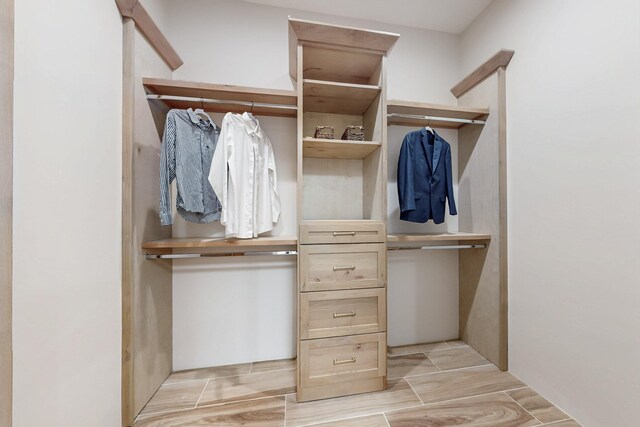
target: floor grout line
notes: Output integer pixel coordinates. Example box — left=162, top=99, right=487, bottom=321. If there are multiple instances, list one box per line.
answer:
left=403, top=377, right=426, bottom=406
left=502, top=390, right=544, bottom=425
left=421, top=386, right=531, bottom=407
left=283, top=395, right=287, bottom=427
left=423, top=351, right=443, bottom=372
left=194, top=379, right=209, bottom=408
left=296, top=412, right=391, bottom=427
left=249, top=362, right=253, bottom=374
left=383, top=412, right=392, bottom=427
left=538, top=418, right=577, bottom=426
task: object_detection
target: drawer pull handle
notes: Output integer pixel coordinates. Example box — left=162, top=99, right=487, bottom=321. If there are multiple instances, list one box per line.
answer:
left=333, top=231, right=356, bottom=236
left=333, top=265, right=356, bottom=271
left=333, top=311, right=356, bottom=318
left=333, top=356, right=357, bottom=365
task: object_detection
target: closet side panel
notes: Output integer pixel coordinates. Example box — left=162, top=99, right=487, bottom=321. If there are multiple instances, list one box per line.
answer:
left=131, top=29, right=173, bottom=417
left=0, top=0, right=13, bottom=425
left=458, top=72, right=507, bottom=369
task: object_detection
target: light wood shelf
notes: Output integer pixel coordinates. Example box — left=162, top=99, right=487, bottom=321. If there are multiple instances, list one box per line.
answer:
left=143, top=78, right=298, bottom=118
left=142, top=236, right=298, bottom=254
left=387, top=232, right=492, bottom=243
left=303, top=137, right=380, bottom=159
left=302, top=45, right=382, bottom=85
left=387, top=100, right=489, bottom=129
left=303, top=79, right=381, bottom=115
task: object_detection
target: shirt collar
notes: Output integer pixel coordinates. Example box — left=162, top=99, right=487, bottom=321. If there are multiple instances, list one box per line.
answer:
left=187, top=108, right=215, bottom=129
left=241, top=112, right=261, bottom=136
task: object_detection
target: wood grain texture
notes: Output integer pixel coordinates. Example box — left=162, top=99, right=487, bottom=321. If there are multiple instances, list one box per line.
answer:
left=165, top=363, right=252, bottom=384
left=138, top=380, right=207, bottom=417
left=286, top=379, right=421, bottom=427
left=135, top=396, right=285, bottom=427
left=303, top=44, right=382, bottom=85
left=506, top=388, right=569, bottom=424
left=540, top=420, right=581, bottom=427
left=406, top=365, right=525, bottom=405
left=197, top=370, right=296, bottom=407
left=303, top=138, right=381, bottom=160
left=387, top=342, right=451, bottom=356
left=425, top=346, right=492, bottom=371
left=303, top=79, right=381, bottom=115
left=458, top=71, right=506, bottom=369
left=306, top=414, right=389, bottom=427
left=142, top=236, right=297, bottom=254
left=387, top=232, right=491, bottom=243
left=0, top=0, right=13, bottom=425
left=387, top=100, right=489, bottom=129
left=451, top=49, right=514, bottom=97
left=386, top=392, right=538, bottom=427
left=387, top=354, right=439, bottom=379
left=289, top=17, right=399, bottom=53
left=251, top=358, right=296, bottom=374
left=498, top=67, right=509, bottom=371
left=300, top=220, right=385, bottom=245
left=128, top=28, right=175, bottom=422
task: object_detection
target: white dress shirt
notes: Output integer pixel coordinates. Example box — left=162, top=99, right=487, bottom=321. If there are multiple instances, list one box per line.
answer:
left=209, top=112, right=280, bottom=238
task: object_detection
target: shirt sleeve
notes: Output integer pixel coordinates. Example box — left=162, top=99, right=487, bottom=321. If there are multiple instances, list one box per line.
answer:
left=209, top=113, right=231, bottom=226
left=159, top=111, right=177, bottom=226
left=267, top=138, right=281, bottom=223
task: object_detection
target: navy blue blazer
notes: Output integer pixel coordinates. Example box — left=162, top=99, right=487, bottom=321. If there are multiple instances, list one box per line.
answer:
left=397, top=129, right=457, bottom=224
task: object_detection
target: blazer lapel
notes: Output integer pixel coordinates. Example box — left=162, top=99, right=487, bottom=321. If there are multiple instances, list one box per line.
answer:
left=420, top=128, right=433, bottom=172
left=432, top=132, right=443, bottom=173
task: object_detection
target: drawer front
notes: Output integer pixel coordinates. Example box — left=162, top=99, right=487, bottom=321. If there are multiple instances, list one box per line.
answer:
left=300, top=243, right=386, bottom=292
left=299, top=333, right=386, bottom=387
left=300, top=221, right=386, bottom=245
left=300, top=289, right=386, bottom=340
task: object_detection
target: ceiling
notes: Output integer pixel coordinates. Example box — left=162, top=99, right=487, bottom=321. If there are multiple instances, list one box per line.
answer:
left=241, top=0, right=493, bottom=34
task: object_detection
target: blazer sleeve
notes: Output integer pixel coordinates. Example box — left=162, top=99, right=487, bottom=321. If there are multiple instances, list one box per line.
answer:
left=397, top=135, right=416, bottom=213
left=445, top=144, right=457, bottom=215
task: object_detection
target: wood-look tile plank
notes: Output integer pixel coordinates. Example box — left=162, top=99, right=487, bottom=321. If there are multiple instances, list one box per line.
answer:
left=135, top=396, right=285, bottom=426
left=138, top=380, right=207, bottom=416
left=540, top=419, right=581, bottom=426
left=386, top=392, right=538, bottom=426
left=165, top=362, right=252, bottom=384
left=251, top=358, right=296, bottom=374
left=507, top=387, right=569, bottom=424
left=406, top=365, right=526, bottom=405
left=426, top=346, right=492, bottom=371
left=445, top=340, right=470, bottom=348
left=306, top=413, right=389, bottom=427
left=198, top=369, right=295, bottom=406
left=285, top=379, right=422, bottom=427
left=387, top=354, right=439, bottom=379
left=388, top=342, right=451, bottom=356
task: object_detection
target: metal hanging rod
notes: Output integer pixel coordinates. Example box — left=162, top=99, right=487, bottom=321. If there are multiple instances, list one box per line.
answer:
left=387, top=113, right=486, bottom=125
left=145, top=250, right=298, bottom=260
left=387, top=244, right=487, bottom=251
left=146, top=94, right=298, bottom=111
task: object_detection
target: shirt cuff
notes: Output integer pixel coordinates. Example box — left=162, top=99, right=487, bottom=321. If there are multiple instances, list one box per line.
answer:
left=160, top=213, right=173, bottom=226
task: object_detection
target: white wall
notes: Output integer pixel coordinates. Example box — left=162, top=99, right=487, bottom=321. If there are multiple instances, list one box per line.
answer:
left=163, top=0, right=462, bottom=369
left=460, top=1, right=640, bottom=426
left=12, top=1, right=122, bottom=425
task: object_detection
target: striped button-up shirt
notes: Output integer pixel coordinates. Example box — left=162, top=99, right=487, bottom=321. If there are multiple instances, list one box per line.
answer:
left=159, top=109, right=221, bottom=225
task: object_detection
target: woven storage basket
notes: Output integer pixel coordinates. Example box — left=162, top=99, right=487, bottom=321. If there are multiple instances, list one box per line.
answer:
left=314, top=126, right=334, bottom=139
left=341, top=125, right=365, bottom=141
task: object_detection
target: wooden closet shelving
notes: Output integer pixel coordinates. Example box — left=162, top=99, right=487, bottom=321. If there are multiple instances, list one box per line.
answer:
left=302, top=137, right=381, bottom=159
left=142, top=236, right=298, bottom=255
left=143, top=77, right=298, bottom=118
left=387, top=232, right=491, bottom=243
left=387, top=99, right=489, bottom=128
left=303, top=79, right=381, bottom=115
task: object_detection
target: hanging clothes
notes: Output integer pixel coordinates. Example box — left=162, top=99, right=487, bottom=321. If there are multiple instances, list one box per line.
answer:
left=159, top=108, right=221, bottom=226
left=209, top=112, right=280, bottom=238
left=397, top=128, right=457, bottom=224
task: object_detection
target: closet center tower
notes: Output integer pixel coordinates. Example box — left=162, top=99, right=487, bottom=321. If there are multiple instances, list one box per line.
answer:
left=289, top=18, right=399, bottom=401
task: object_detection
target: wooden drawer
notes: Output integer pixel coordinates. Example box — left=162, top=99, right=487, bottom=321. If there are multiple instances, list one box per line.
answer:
left=299, top=243, right=386, bottom=292
left=300, top=289, right=386, bottom=340
left=300, top=220, right=386, bottom=245
left=299, top=333, right=386, bottom=388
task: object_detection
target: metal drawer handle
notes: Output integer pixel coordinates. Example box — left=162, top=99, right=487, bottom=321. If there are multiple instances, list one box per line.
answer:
left=333, top=356, right=357, bottom=365
left=333, top=231, right=356, bottom=236
left=333, top=311, right=356, bottom=318
left=333, top=265, right=356, bottom=271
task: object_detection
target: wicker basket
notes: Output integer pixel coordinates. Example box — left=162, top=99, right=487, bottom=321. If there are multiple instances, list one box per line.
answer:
left=314, top=126, right=335, bottom=139
left=341, top=125, right=365, bottom=141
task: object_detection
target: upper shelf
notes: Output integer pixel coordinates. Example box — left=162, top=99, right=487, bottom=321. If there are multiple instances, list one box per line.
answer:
left=143, top=78, right=298, bottom=118
left=387, top=233, right=492, bottom=243
left=387, top=100, right=489, bottom=129
left=303, top=79, right=381, bottom=115
left=142, top=236, right=298, bottom=255
left=303, top=45, right=382, bottom=85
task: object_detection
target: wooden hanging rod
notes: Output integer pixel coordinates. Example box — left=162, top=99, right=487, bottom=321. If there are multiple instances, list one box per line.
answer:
left=115, top=0, right=183, bottom=70
left=451, top=49, right=514, bottom=98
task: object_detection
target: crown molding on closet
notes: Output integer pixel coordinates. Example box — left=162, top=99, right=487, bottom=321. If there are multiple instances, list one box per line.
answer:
left=451, top=49, right=514, bottom=98
left=115, top=0, right=183, bottom=70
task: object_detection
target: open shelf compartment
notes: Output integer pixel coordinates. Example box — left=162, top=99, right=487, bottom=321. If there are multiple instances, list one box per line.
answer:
left=303, top=138, right=381, bottom=159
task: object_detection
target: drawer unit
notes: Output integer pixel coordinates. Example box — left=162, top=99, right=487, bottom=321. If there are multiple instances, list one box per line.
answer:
left=300, top=220, right=386, bottom=245
left=299, top=243, right=386, bottom=292
left=299, top=333, right=386, bottom=388
left=300, top=288, right=386, bottom=340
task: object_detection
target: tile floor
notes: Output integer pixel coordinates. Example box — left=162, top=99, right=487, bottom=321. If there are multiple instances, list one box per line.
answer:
left=134, top=341, right=580, bottom=426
